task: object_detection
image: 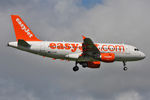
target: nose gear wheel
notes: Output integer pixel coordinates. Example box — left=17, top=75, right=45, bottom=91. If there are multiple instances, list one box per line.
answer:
left=123, top=61, right=128, bottom=71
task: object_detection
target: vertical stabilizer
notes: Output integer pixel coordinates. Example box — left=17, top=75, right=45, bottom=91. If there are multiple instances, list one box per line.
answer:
left=11, top=15, right=41, bottom=41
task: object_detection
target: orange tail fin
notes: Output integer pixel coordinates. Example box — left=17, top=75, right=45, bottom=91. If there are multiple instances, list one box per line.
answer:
left=11, top=15, right=41, bottom=41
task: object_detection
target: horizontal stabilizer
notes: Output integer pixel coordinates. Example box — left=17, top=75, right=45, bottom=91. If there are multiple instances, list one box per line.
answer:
left=18, top=39, right=31, bottom=47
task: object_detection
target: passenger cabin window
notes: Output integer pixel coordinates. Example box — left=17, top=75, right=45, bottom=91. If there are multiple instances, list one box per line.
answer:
left=134, top=48, right=139, bottom=51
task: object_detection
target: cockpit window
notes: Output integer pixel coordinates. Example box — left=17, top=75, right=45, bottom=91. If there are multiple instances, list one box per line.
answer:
left=134, top=48, right=139, bottom=51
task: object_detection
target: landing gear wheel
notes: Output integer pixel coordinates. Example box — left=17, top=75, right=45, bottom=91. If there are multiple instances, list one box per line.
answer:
left=123, top=61, right=128, bottom=71
left=73, top=66, right=79, bottom=72
left=123, top=67, right=128, bottom=71
left=82, top=63, right=88, bottom=68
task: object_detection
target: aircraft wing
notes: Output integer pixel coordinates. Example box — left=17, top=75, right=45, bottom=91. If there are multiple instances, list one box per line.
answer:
left=77, top=36, right=100, bottom=62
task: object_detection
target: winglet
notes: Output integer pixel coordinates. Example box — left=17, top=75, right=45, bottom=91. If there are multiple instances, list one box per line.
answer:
left=82, top=35, right=86, bottom=40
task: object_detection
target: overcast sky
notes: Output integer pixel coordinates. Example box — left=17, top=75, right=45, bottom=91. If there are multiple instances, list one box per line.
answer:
left=0, top=0, right=150, bottom=100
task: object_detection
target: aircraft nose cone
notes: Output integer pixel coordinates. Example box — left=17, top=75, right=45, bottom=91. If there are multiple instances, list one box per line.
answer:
left=140, top=52, right=146, bottom=59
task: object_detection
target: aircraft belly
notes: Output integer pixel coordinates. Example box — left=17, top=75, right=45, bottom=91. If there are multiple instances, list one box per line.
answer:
left=114, top=52, right=141, bottom=61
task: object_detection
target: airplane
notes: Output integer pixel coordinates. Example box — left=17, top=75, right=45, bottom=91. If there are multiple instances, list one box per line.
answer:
left=8, top=15, right=146, bottom=72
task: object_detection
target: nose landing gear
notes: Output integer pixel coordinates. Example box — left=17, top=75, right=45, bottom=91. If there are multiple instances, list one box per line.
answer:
left=123, top=66, right=128, bottom=71
left=73, top=62, right=79, bottom=72
left=73, top=66, right=79, bottom=72
left=123, top=61, right=128, bottom=71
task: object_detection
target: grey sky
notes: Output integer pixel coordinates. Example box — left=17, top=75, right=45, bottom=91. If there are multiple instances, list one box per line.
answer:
left=0, top=0, right=150, bottom=100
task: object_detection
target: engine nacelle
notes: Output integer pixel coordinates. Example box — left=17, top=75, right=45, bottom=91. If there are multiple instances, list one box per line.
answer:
left=100, top=53, right=115, bottom=62
left=80, top=61, right=101, bottom=68
left=88, top=61, right=101, bottom=68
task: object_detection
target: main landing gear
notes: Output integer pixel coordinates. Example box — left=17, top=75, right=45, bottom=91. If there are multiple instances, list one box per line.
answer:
left=73, top=62, right=79, bottom=72
left=73, top=61, right=128, bottom=72
left=123, top=61, right=128, bottom=71
left=73, top=62, right=88, bottom=72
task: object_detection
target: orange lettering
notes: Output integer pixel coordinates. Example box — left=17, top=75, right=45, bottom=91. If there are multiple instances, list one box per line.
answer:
left=79, top=46, right=82, bottom=51
left=57, top=43, right=64, bottom=49
left=71, top=44, right=79, bottom=52
left=108, top=45, right=115, bottom=51
left=65, top=43, right=71, bottom=50
left=101, top=45, right=108, bottom=51
left=49, top=43, right=56, bottom=49
left=78, top=43, right=82, bottom=51
left=95, top=44, right=99, bottom=48
left=115, top=45, right=125, bottom=52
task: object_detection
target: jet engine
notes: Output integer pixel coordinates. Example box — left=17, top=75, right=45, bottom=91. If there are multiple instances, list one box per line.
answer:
left=100, top=53, right=115, bottom=62
left=80, top=61, right=101, bottom=68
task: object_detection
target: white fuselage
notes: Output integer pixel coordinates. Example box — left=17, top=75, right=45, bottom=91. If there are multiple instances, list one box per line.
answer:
left=8, top=41, right=145, bottom=62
